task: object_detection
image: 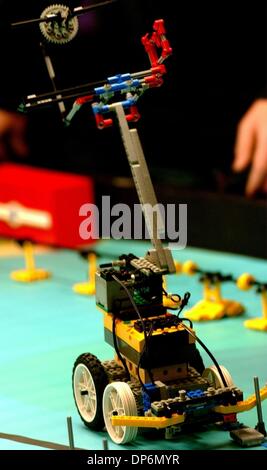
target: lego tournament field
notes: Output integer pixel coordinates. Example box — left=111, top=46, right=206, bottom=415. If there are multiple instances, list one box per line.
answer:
left=0, top=239, right=266, bottom=451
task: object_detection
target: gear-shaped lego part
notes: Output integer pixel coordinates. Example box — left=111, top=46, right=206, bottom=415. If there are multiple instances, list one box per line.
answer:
left=39, top=4, right=79, bottom=45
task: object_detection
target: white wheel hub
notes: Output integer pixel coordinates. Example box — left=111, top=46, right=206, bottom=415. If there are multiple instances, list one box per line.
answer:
left=202, top=365, right=234, bottom=388
left=73, top=363, right=97, bottom=422
left=103, top=382, right=138, bottom=444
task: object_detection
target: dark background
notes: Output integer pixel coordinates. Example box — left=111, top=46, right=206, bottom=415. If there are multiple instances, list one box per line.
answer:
left=1, top=0, right=267, bottom=257
left=2, top=0, right=266, bottom=181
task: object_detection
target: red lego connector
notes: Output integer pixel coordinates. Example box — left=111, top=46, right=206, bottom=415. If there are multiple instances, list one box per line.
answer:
left=142, top=19, right=172, bottom=67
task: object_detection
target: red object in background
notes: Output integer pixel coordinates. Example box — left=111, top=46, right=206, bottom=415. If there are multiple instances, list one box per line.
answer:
left=0, top=164, right=94, bottom=248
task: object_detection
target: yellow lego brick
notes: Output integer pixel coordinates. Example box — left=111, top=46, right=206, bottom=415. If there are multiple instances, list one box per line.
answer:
left=103, top=311, right=144, bottom=352
left=10, top=241, right=51, bottom=283
left=102, top=310, right=193, bottom=353
left=184, top=299, right=244, bottom=322
left=111, top=413, right=185, bottom=428
left=72, top=281, right=95, bottom=295
left=214, top=384, right=267, bottom=414
left=244, top=318, right=267, bottom=332
left=243, top=289, right=267, bottom=331
left=184, top=300, right=225, bottom=321
left=10, top=268, right=51, bottom=283
left=73, top=253, right=96, bottom=295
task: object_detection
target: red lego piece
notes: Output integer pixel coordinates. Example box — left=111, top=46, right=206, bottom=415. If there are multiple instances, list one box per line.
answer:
left=0, top=163, right=95, bottom=248
left=142, top=19, right=172, bottom=68
left=223, top=413, right=237, bottom=424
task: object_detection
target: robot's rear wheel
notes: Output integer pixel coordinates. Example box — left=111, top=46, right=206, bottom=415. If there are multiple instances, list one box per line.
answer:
left=72, top=353, right=108, bottom=430
left=202, top=365, right=234, bottom=388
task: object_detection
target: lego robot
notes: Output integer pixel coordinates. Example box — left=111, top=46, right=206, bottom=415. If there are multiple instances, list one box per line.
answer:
left=70, top=25, right=267, bottom=445
left=71, top=100, right=267, bottom=446
left=12, top=4, right=267, bottom=447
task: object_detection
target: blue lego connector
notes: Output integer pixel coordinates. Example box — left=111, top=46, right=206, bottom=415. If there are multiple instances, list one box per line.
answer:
left=142, top=383, right=160, bottom=412
left=186, top=389, right=205, bottom=399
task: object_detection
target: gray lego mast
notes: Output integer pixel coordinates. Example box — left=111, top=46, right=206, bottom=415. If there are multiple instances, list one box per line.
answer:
left=112, top=102, right=176, bottom=274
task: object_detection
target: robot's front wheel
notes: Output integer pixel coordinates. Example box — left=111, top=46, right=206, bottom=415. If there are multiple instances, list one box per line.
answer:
left=103, top=381, right=138, bottom=444
left=202, top=365, right=234, bottom=388
left=72, top=353, right=108, bottom=430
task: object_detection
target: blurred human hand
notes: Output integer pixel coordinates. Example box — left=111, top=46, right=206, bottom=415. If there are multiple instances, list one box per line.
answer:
left=233, top=99, right=267, bottom=196
left=0, top=109, right=28, bottom=160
